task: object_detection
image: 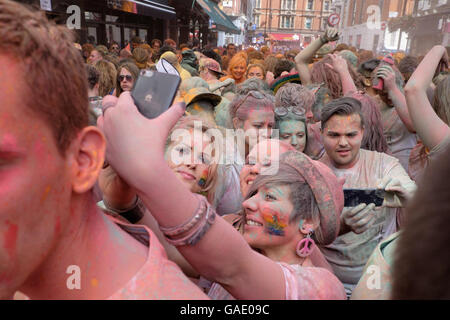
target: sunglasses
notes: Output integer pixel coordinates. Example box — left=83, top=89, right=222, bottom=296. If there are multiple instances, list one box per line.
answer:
left=274, top=106, right=306, bottom=118
left=118, top=75, right=133, bottom=82
left=235, top=90, right=271, bottom=110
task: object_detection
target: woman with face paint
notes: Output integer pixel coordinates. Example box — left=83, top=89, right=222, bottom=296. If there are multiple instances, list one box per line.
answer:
left=99, top=116, right=220, bottom=278
left=99, top=95, right=346, bottom=299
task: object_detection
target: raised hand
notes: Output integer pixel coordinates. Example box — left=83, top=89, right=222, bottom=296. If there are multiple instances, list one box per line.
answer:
left=341, top=203, right=377, bottom=234
left=325, top=53, right=348, bottom=74
left=376, top=65, right=397, bottom=92
left=321, top=27, right=340, bottom=43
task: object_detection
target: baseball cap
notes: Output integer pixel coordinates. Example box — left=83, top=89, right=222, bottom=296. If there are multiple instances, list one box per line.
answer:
left=201, top=58, right=224, bottom=76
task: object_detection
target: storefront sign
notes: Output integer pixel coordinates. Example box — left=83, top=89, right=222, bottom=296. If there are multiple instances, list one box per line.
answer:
left=40, top=0, right=52, bottom=11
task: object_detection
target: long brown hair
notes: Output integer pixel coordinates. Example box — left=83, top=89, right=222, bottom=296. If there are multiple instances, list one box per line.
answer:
left=311, top=55, right=363, bottom=99
left=115, top=62, right=139, bottom=97
left=392, top=146, right=450, bottom=299
left=348, top=91, right=388, bottom=153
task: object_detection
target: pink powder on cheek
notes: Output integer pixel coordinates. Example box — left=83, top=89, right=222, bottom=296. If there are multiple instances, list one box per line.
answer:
left=3, top=221, right=18, bottom=260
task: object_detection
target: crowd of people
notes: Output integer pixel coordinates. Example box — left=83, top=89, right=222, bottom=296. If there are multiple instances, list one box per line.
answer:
left=1, top=0, right=449, bottom=300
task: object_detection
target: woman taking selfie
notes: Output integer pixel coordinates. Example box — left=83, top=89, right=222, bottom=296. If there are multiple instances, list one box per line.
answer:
left=98, top=94, right=346, bottom=300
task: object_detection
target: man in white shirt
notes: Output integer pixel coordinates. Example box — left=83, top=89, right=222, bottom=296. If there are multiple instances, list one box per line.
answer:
left=318, top=97, right=416, bottom=296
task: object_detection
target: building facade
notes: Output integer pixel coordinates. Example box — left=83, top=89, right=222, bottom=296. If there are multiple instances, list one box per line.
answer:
left=409, top=0, right=450, bottom=56
left=332, top=0, right=419, bottom=55
left=19, top=0, right=177, bottom=47
left=217, top=0, right=249, bottom=46
left=250, top=0, right=334, bottom=49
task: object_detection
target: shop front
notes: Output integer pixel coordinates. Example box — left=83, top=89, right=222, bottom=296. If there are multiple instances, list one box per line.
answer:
left=19, top=0, right=176, bottom=47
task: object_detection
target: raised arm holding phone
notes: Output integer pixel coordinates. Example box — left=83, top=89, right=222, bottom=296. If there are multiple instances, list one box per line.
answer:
left=98, top=92, right=346, bottom=300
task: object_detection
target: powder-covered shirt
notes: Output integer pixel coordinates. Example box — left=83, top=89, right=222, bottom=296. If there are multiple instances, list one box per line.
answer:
left=107, top=216, right=209, bottom=300
left=208, top=263, right=346, bottom=300
left=380, top=104, right=417, bottom=172
left=350, top=232, right=399, bottom=300
left=319, top=149, right=415, bottom=296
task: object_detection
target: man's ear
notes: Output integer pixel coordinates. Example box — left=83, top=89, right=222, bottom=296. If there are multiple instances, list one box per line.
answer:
left=68, top=126, right=106, bottom=194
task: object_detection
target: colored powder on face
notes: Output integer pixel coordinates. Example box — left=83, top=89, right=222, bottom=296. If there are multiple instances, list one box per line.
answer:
left=261, top=209, right=288, bottom=236
left=198, top=168, right=209, bottom=187
left=3, top=221, right=18, bottom=260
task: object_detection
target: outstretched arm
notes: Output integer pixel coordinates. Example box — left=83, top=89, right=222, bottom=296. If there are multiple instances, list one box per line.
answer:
left=295, top=27, right=339, bottom=85
left=99, top=165, right=200, bottom=277
left=404, top=45, right=450, bottom=149
left=98, top=94, right=287, bottom=299
left=376, top=66, right=415, bottom=133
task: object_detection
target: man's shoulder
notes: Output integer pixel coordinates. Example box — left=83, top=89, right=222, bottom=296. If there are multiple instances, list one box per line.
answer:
left=359, top=149, right=400, bottom=166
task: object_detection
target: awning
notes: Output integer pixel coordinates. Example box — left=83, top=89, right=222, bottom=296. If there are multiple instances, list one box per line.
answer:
left=110, top=0, right=176, bottom=20
left=195, top=0, right=241, bottom=34
left=269, top=33, right=301, bottom=41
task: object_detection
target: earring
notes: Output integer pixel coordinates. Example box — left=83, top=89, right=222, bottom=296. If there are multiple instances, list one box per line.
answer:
left=296, top=230, right=315, bottom=258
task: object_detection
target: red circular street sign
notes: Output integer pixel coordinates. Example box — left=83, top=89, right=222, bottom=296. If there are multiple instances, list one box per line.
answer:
left=328, top=13, right=340, bottom=26
left=381, top=22, right=387, bottom=31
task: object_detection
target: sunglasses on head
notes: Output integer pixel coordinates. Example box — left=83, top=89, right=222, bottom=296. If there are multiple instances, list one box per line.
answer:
left=118, top=75, right=133, bottom=82
left=274, top=106, right=306, bottom=118
left=235, top=90, right=271, bottom=110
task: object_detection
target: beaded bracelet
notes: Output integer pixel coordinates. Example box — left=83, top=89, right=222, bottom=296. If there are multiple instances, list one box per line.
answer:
left=159, top=194, right=206, bottom=237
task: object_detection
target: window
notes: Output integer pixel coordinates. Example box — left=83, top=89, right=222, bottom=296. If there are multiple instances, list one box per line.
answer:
left=305, top=17, right=312, bottom=29
left=281, top=0, right=295, bottom=10
left=222, top=0, right=233, bottom=8
left=255, top=0, right=261, bottom=9
left=351, top=0, right=357, bottom=25
left=306, top=0, right=313, bottom=10
left=324, top=1, right=330, bottom=11
left=280, top=16, right=295, bottom=29
left=254, top=14, right=260, bottom=28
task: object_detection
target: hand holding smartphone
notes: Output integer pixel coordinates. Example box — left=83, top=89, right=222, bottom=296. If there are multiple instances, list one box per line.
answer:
left=131, top=69, right=181, bottom=119
left=343, top=189, right=386, bottom=207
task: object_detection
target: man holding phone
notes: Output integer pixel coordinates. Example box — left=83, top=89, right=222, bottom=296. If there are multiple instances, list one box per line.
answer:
left=318, top=97, right=416, bottom=296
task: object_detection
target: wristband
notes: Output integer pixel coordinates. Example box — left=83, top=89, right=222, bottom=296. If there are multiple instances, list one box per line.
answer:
left=103, top=196, right=144, bottom=224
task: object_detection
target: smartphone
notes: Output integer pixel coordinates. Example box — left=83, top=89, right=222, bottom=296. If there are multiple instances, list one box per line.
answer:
left=131, top=70, right=181, bottom=119
left=372, top=77, right=384, bottom=91
left=343, top=189, right=385, bottom=207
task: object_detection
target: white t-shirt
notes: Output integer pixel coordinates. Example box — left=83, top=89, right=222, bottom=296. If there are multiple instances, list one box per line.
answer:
left=319, top=149, right=415, bottom=296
